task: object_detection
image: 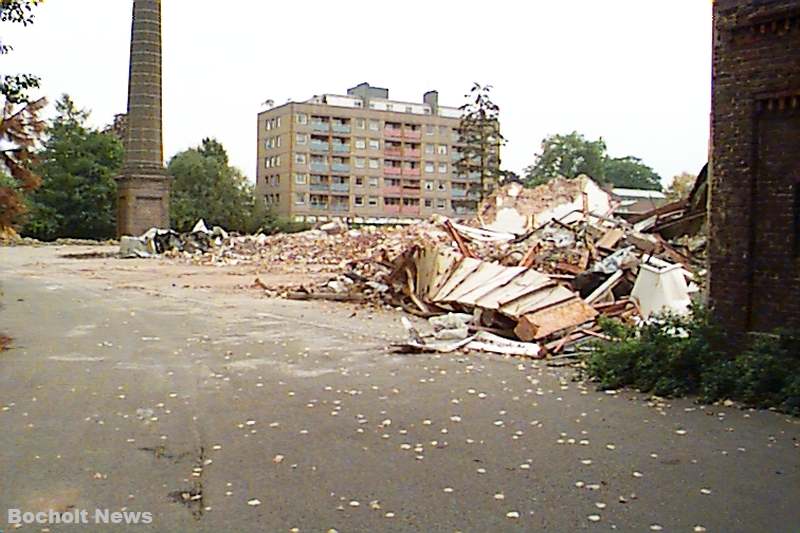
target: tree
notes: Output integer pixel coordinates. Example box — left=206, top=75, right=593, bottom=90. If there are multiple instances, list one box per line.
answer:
left=456, top=83, right=505, bottom=205
left=525, top=132, right=607, bottom=186
left=666, top=172, right=697, bottom=201
left=0, top=97, right=46, bottom=229
left=168, top=139, right=255, bottom=232
left=1, top=0, right=44, bottom=103
left=23, top=95, right=123, bottom=240
left=603, top=156, right=663, bottom=191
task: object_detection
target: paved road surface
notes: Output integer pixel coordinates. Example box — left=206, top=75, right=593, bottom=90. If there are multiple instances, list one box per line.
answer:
left=1, top=246, right=798, bottom=532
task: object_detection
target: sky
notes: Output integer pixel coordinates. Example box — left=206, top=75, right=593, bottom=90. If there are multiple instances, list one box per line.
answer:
left=3, top=1, right=713, bottom=187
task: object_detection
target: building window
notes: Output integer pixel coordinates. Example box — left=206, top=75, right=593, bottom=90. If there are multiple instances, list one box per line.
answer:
left=295, top=153, right=307, bottom=165
left=368, top=139, right=380, bottom=150
left=368, top=158, right=379, bottom=169
left=355, top=118, right=366, bottom=129
left=425, top=144, right=434, bottom=155
left=355, top=177, right=364, bottom=186
left=424, top=199, right=432, bottom=208
left=424, top=180, right=434, bottom=191
left=295, top=193, right=306, bottom=205
left=436, top=199, right=446, bottom=209
left=355, top=138, right=366, bottom=150
left=276, top=117, right=281, bottom=128
left=296, top=113, right=308, bottom=124
left=405, top=106, right=413, bottom=113
left=437, top=180, right=446, bottom=191
left=296, top=133, right=307, bottom=145
left=426, top=124, right=435, bottom=135
left=437, top=144, right=448, bottom=155
left=438, top=162, right=447, bottom=174
left=275, top=156, right=281, bottom=166
left=354, top=157, right=366, bottom=169
left=294, top=173, right=307, bottom=184
left=425, top=161, right=435, bottom=173
left=368, top=196, right=378, bottom=206
left=355, top=196, right=364, bottom=207
left=368, top=177, right=379, bottom=187
left=369, top=120, right=379, bottom=131
left=439, top=125, right=448, bottom=135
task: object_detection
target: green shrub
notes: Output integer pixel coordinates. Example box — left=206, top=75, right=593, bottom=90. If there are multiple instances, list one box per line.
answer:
left=585, top=306, right=800, bottom=415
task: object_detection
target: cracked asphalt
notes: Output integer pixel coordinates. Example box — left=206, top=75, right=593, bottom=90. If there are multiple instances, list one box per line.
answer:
left=1, top=246, right=798, bottom=532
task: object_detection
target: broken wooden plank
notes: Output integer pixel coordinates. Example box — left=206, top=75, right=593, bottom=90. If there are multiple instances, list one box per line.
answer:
left=596, top=228, right=625, bottom=251
left=513, top=298, right=598, bottom=342
left=585, top=270, right=624, bottom=305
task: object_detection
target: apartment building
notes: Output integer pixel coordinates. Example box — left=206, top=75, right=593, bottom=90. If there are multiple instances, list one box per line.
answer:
left=256, top=83, right=494, bottom=223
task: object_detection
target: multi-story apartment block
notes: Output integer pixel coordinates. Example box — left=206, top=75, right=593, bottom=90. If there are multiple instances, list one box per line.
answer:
left=256, top=83, right=494, bottom=223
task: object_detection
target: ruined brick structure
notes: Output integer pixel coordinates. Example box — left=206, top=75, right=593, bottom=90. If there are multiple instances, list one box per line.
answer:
left=115, top=0, right=170, bottom=237
left=710, top=0, right=800, bottom=336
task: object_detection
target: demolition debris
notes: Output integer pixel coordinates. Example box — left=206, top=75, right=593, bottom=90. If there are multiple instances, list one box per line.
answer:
left=119, top=176, right=706, bottom=359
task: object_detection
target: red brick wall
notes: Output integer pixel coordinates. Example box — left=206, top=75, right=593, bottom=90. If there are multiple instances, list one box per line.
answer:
left=710, top=0, right=800, bottom=337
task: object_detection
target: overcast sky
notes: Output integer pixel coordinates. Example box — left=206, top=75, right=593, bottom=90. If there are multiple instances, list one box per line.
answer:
left=3, top=1, right=712, bottom=186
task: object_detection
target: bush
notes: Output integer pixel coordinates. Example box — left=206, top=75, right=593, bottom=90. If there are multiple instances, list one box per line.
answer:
left=585, top=306, right=800, bottom=414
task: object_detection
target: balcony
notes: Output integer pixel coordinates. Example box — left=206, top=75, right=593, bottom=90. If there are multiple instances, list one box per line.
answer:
left=311, top=122, right=329, bottom=132
left=332, top=144, right=350, bottom=153
left=310, top=162, right=329, bottom=173
left=401, top=187, right=421, bottom=197
left=331, top=182, right=350, bottom=193
left=385, top=128, right=403, bottom=139
left=310, top=182, right=329, bottom=192
left=331, top=123, right=351, bottom=134
left=403, top=130, right=422, bottom=140
left=451, top=188, right=467, bottom=198
left=402, top=167, right=421, bottom=177
left=331, top=163, right=350, bottom=173
left=383, top=204, right=401, bottom=215
left=384, top=147, right=402, bottom=157
left=330, top=203, right=349, bottom=212
left=310, top=203, right=330, bottom=211
left=310, top=142, right=329, bottom=152
left=403, top=149, right=421, bottom=158
left=402, top=206, right=421, bottom=216
left=454, top=206, right=477, bottom=215
left=385, top=167, right=402, bottom=176
left=382, top=186, right=402, bottom=195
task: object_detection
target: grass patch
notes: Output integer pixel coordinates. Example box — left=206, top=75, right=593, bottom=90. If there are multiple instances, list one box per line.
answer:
left=584, top=305, right=800, bottom=415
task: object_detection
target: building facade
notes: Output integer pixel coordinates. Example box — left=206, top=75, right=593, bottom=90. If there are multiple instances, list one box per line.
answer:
left=710, top=0, right=800, bottom=335
left=256, top=83, right=495, bottom=223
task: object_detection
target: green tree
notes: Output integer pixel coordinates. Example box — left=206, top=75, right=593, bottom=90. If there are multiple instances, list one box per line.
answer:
left=456, top=83, right=505, bottom=205
left=1, top=0, right=44, bottom=103
left=525, top=131, right=607, bottom=186
left=603, top=156, right=663, bottom=191
left=168, top=139, right=255, bottom=232
left=23, top=95, right=123, bottom=240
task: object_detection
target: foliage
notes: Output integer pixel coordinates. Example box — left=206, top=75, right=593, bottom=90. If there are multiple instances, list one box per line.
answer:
left=168, top=140, right=255, bottom=233
left=0, top=96, right=46, bottom=228
left=525, top=132, right=607, bottom=186
left=456, top=83, right=505, bottom=202
left=585, top=307, right=800, bottom=414
left=524, top=131, right=663, bottom=191
left=1, top=0, right=44, bottom=103
left=603, top=156, right=662, bottom=191
left=23, top=95, right=123, bottom=241
left=666, top=172, right=697, bottom=201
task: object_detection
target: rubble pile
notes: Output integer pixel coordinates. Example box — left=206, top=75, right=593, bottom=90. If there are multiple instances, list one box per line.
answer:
left=118, top=176, right=706, bottom=360
left=265, top=177, right=705, bottom=358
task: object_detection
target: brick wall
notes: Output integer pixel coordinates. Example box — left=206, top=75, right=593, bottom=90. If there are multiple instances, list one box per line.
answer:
left=710, top=0, right=800, bottom=338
